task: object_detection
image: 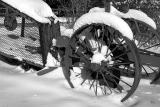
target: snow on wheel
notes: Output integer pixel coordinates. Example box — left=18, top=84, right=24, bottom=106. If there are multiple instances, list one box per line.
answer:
left=63, top=13, right=141, bottom=102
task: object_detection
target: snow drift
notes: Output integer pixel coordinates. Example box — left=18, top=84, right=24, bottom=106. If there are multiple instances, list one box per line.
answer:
left=0, top=61, right=140, bottom=107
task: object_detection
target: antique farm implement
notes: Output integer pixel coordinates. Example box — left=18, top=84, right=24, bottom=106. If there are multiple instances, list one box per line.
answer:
left=0, top=0, right=160, bottom=102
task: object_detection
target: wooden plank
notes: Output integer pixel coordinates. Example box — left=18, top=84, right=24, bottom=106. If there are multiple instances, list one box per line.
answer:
left=37, top=67, right=58, bottom=76
left=0, top=31, right=43, bottom=66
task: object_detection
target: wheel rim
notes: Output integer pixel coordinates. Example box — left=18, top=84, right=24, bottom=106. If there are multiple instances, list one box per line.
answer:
left=64, top=24, right=141, bottom=102
left=125, top=19, right=160, bottom=78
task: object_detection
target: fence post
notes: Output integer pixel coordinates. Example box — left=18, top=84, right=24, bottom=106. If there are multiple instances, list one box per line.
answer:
left=21, top=17, right=25, bottom=37
left=39, top=20, right=61, bottom=66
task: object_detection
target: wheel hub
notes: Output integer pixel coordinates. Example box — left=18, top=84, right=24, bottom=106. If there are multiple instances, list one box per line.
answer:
left=91, top=52, right=106, bottom=64
left=90, top=63, right=101, bottom=71
left=91, top=52, right=113, bottom=65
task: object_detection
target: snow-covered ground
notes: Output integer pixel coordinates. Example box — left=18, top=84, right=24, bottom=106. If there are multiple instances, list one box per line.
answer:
left=0, top=2, right=160, bottom=106
left=0, top=60, right=160, bottom=107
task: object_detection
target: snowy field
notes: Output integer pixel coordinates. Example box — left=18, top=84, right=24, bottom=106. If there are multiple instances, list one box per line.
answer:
left=0, top=0, right=160, bottom=106
left=0, top=60, right=160, bottom=107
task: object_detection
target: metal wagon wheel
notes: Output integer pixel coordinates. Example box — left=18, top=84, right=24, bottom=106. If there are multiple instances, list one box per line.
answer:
left=63, top=24, right=141, bottom=102
left=125, top=19, right=160, bottom=82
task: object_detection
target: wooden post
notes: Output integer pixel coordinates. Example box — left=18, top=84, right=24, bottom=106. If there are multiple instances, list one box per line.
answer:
left=39, top=20, right=61, bottom=66
left=104, top=0, right=112, bottom=12
left=21, top=17, right=25, bottom=37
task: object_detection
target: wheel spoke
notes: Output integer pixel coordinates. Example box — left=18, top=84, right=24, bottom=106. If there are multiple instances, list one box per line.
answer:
left=146, top=65, right=158, bottom=73
left=101, top=71, right=123, bottom=93
left=95, top=71, right=99, bottom=96
left=106, top=35, right=112, bottom=54
left=142, top=65, right=149, bottom=77
left=106, top=39, right=125, bottom=58
left=136, top=34, right=144, bottom=46
left=75, top=50, right=90, bottom=62
left=122, top=66, right=127, bottom=73
left=81, top=78, right=87, bottom=85
left=138, top=34, right=155, bottom=48
left=112, top=78, right=123, bottom=93
left=80, top=40, right=92, bottom=52
left=101, top=86, right=108, bottom=95
left=89, top=80, right=96, bottom=90
left=144, top=43, right=160, bottom=50
left=109, top=61, right=134, bottom=66
left=80, top=70, right=91, bottom=85
left=101, top=25, right=105, bottom=43
left=99, top=70, right=112, bottom=94
left=113, top=50, right=131, bottom=60
left=69, top=54, right=80, bottom=59
left=104, top=67, right=132, bottom=88
left=94, top=27, right=102, bottom=52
